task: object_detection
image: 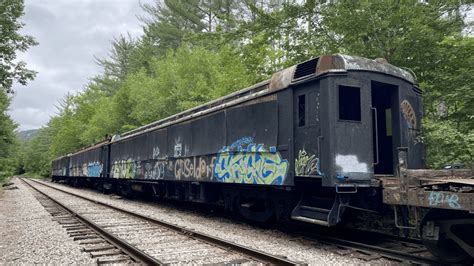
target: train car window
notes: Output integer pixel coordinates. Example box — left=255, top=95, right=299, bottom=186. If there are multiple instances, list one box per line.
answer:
left=298, top=94, right=306, bottom=127
left=339, top=85, right=361, bottom=121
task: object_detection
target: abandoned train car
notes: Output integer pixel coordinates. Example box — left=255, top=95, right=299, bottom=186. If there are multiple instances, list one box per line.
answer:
left=52, top=54, right=474, bottom=261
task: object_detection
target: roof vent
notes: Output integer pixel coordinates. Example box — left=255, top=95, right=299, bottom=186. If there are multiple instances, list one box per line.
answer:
left=293, top=58, right=318, bottom=80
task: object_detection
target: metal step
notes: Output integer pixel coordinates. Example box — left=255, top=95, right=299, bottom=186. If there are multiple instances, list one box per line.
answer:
left=291, top=215, right=329, bottom=226
left=291, top=203, right=332, bottom=226
left=300, top=205, right=331, bottom=213
left=290, top=194, right=350, bottom=227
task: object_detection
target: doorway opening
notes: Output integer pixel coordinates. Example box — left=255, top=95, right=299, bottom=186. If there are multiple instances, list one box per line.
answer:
left=371, top=81, right=397, bottom=175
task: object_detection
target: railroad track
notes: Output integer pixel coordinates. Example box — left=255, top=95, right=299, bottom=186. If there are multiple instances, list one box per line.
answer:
left=20, top=178, right=298, bottom=265
left=289, top=227, right=441, bottom=264
left=23, top=178, right=445, bottom=264
left=21, top=181, right=155, bottom=264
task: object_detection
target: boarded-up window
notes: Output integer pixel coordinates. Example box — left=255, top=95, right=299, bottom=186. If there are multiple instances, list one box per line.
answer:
left=191, top=111, right=225, bottom=155
left=339, top=85, right=361, bottom=121
left=298, top=94, right=306, bottom=127
left=226, top=100, right=278, bottom=148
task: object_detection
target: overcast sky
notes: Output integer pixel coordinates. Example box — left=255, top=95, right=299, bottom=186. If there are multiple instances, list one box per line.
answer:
left=9, top=0, right=151, bottom=131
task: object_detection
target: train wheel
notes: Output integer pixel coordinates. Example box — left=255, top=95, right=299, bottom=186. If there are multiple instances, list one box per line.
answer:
left=237, top=197, right=274, bottom=223
left=421, top=210, right=472, bottom=263
left=118, top=182, right=133, bottom=198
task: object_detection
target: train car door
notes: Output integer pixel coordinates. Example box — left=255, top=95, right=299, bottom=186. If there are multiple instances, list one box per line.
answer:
left=371, top=81, right=399, bottom=175
left=322, top=78, right=374, bottom=187
left=293, top=82, right=322, bottom=178
left=101, top=144, right=110, bottom=178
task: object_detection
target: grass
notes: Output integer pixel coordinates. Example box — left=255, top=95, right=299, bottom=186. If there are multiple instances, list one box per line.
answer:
left=0, top=174, right=10, bottom=185
left=19, top=172, right=46, bottom=179
left=0, top=175, right=11, bottom=195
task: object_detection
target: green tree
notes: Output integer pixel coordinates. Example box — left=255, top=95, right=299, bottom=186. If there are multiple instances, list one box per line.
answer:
left=21, top=126, right=54, bottom=176
left=80, top=44, right=254, bottom=143
left=0, top=91, right=18, bottom=181
left=319, top=1, right=465, bottom=70
left=94, top=35, right=137, bottom=96
left=422, top=36, right=474, bottom=167
left=141, top=0, right=205, bottom=52
left=48, top=95, right=84, bottom=158
left=125, top=45, right=254, bottom=125
left=0, top=0, right=36, bottom=181
left=0, top=0, right=37, bottom=93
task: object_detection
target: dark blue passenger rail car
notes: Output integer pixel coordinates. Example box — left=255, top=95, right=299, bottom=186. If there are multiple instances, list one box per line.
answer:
left=51, top=54, right=474, bottom=262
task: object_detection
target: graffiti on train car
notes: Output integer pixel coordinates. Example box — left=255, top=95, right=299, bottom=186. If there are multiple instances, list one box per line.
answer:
left=111, top=159, right=134, bottom=179
left=428, top=191, right=461, bottom=209
left=110, top=157, right=218, bottom=180
left=401, top=100, right=416, bottom=129
left=400, top=99, right=419, bottom=141
left=70, top=167, right=79, bottom=176
left=213, top=143, right=289, bottom=185
left=295, top=149, right=321, bottom=176
left=152, top=147, right=160, bottom=159
left=70, top=161, right=103, bottom=177
left=174, top=156, right=217, bottom=180
left=111, top=159, right=165, bottom=179
left=230, top=136, right=254, bottom=149
left=143, top=161, right=166, bottom=179
left=174, top=141, right=182, bottom=157
left=87, top=161, right=103, bottom=177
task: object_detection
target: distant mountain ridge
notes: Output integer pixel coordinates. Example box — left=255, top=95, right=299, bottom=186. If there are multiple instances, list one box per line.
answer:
left=16, top=129, right=39, bottom=142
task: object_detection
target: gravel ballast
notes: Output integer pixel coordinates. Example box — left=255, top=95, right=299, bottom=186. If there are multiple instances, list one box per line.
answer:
left=0, top=177, right=95, bottom=264
left=35, top=179, right=388, bottom=264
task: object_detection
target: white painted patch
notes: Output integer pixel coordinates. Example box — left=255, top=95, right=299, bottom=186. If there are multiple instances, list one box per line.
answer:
left=335, top=154, right=368, bottom=173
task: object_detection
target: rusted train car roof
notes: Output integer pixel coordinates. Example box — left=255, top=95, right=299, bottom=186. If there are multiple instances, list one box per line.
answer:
left=61, top=54, right=415, bottom=155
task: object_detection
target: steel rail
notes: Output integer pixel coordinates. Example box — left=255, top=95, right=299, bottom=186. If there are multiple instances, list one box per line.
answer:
left=303, top=232, right=440, bottom=264
left=26, top=178, right=298, bottom=266
left=285, top=222, right=442, bottom=264
left=282, top=222, right=444, bottom=265
left=20, top=178, right=162, bottom=265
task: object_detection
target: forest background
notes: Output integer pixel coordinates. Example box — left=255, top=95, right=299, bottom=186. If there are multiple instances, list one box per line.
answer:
left=1, top=0, right=473, bottom=181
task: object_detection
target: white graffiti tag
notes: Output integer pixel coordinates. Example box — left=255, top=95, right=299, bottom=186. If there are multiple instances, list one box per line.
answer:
left=428, top=191, right=461, bottom=209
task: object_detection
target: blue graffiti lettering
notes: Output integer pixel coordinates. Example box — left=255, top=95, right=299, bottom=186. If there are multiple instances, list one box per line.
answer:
left=230, top=136, right=254, bottom=149
left=87, top=161, right=103, bottom=177
left=213, top=143, right=288, bottom=185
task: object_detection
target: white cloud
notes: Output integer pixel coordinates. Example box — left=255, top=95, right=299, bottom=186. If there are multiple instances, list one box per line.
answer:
left=8, top=0, right=150, bottom=130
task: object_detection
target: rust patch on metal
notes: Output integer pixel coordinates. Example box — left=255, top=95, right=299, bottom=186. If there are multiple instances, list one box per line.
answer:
left=269, top=66, right=295, bottom=91
left=315, top=55, right=345, bottom=75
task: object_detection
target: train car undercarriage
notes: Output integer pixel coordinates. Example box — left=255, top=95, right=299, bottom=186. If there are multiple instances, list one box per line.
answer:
left=383, top=148, right=474, bottom=262
left=56, top=158, right=474, bottom=263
